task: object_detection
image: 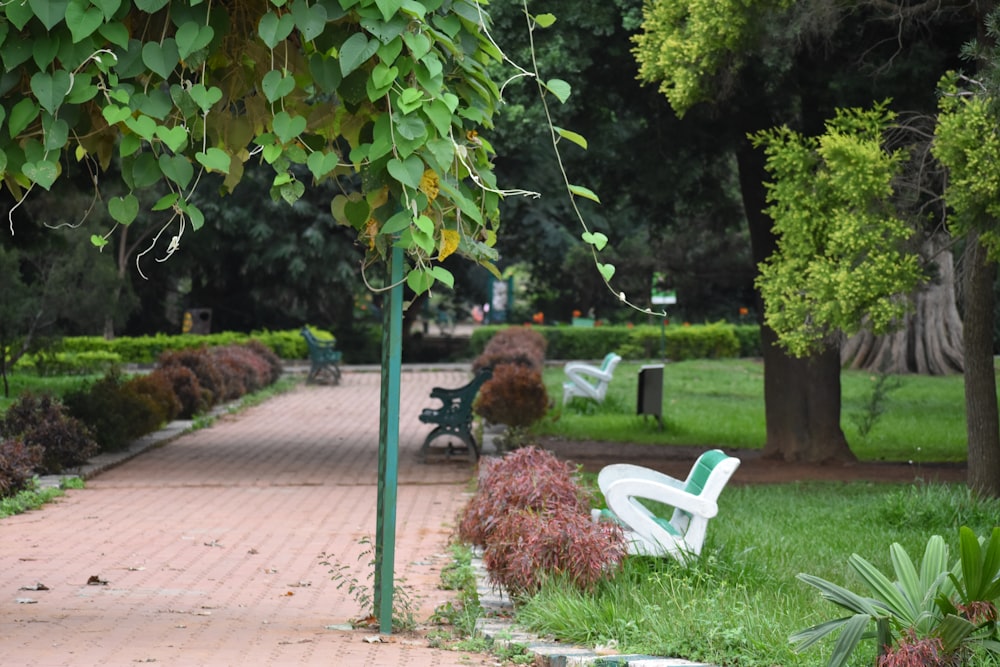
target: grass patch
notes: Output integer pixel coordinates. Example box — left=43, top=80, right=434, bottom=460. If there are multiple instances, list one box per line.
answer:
left=515, top=481, right=1000, bottom=666
left=0, top=476, right=84, bottom=518
left=538, top=359, right=967, bottom=462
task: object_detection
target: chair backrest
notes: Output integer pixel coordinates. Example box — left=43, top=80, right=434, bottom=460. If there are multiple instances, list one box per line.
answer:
left=671, top=449, right=740, bottom=538
left=601, top=353, right=622, bottom=373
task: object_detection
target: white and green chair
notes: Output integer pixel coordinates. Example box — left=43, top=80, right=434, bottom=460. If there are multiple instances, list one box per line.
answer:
left=592, top=449, right=741, bottom=560
left=562, top=352, right=622, bottom=405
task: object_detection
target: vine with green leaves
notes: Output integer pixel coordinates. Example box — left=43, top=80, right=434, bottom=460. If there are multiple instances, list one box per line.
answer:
left=0, top=0, right=518, bottom=292
left=1, top=0, right=653, bottom=313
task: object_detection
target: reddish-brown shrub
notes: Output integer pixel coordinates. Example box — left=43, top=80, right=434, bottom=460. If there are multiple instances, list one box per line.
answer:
left=209, top=345, right=272, bottom=398
left=64, top=370, right=164, bottom=452
left=242, top=340, right=284, bottom=384
left=153, top=365, right=209, bottom=418
left=458, top=447, right=590, bottom=547
left=482, top=505, right=626, bottom=596
left=0, top=438, right=44, bottom=497
left=158, top=348, right=223, bottom=407
left=473, top=363, right=549, bottom=429
left=473, top=326, right=546, bottom=373
left=125, top=372, right=182, bottom=422
left=1, top=393, right=98, bottom=474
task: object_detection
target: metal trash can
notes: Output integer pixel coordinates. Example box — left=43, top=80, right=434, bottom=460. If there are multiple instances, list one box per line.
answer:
left=182, top=308, right=212, bottom=335
left=637, top=364, right=664, bottom=429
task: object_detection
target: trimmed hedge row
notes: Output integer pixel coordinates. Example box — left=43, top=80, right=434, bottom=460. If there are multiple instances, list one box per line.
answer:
left=469, top=323, right=761, bottom=361
left=17, top=328, right=337, bottom=373
left=56, top=329, right=309, bottom=364
left=0, top=341, right=285, bottom=497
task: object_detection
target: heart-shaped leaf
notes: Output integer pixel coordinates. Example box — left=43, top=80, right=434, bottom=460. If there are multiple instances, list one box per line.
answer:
left=386, top=155, right=423, bottom=189
left=30, top=70, right=72, bottom=114
left=141, top=39, right=180, bottom=79
left=396, top=88, right=423, bottom=114
left=65, top=2, right=103, bottom=43
left=188, top=84, right=222, bottom=113
left=158, top=153, right=193, bottom=188
left=261, top=69, right=295, bottom=103
left=108, top=193, right=139, bottom=225
left=90, top=234, right=109, bottom=248
left=258, top=11, right=295, bottom=49
left=406, top=267, right=434, bottom=294
left=5, top=1, right=34, bottom=30
left=339, top=33, right=378, bottom=77
left=555, top=126, right=588, bottom=150
left=22, top=160, right=59, bottom=190
left=581, top=231, right=608, bottom=251
left=124, top=114, right=157, bottom=139
left=306, top=150, right=339, bottom=180
left=196, top=147, right=231, bottom=173
left=343, top=197, right=371, bottom=228
left=597, top=262, right=616, bottom=282
left=101, top=104, right=132, bottom=126
left=403, top=32, right=431, bottom=60
left=28, top=0, right=68, bottom=30
left=291, top=0, right=327, bottom=41
left=175, top=21, right=214, bottom=59
left=155, top=125, right=188, bottom=152
left=42, top=116, right=69, bottom=151
left=272, top=111, right=306, bottom=143
left=31, top=35, right=59, bottom=69
left=92, top=0, right=122, bottom=21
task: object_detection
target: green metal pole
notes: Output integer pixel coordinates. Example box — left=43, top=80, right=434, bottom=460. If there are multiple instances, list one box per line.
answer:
left=375, top=243, right=403, bottom=634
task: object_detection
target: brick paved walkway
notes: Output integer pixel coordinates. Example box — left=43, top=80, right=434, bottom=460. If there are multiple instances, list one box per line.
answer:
left=1, top=368, right=492, bottom=666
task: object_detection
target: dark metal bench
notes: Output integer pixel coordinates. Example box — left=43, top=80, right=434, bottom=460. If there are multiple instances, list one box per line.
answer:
left=300, top=327, right=342, bottom=385
left=418, top=367, right=492, bottom=463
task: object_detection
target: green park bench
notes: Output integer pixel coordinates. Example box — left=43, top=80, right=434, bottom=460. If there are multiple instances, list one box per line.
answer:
left=418, top=367, right=493, bottom=463
left=299, top=327, right=342, bottom=385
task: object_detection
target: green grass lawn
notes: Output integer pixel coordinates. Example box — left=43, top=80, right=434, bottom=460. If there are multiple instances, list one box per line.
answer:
left=516, top=482, right=1000, bottom=667
left=538, top=359, right=968, bottom=462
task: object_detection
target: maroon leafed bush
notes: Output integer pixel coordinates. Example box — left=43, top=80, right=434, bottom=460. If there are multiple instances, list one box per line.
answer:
left=473, top=326, right=547, bottom=374
left=124, top=372, right=183, bottom=422
left=1, top=393, right=98, bottom=474
left=152, top=365, right=210, bottom=419
left=458, top=447, right=591, bottom=547
left=158, top=348, right=224, bottom=408
left=458, top=447, right=625, bottom=596
left=473, top=363, right=549, bottom=430
left=242, top=340, right=284, bottom=384
left=209, top=344, right=273, bottom=399
left=482, top=505, right=626, bottom=596
left=0, top=438, right=43, bottom=497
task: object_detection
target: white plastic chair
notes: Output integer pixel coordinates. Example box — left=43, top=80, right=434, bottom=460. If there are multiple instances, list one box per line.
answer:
left=562, top=352, right=622, bottom=405
left=591, top=449, right=741, bottom=560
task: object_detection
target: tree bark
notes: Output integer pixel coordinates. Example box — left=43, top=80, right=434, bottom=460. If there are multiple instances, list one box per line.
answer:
left=736, top=143, right=855, bottom=463
left=842, top=234, right=964, bottom=375
left=962, top=232, right=1000, bottom=497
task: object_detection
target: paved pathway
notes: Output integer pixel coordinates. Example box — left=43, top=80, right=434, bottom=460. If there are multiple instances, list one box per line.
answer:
left=1, top=368, right=492, bottom=666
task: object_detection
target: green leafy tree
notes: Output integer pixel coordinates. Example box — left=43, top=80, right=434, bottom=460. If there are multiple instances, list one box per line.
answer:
left=932, top=69, right=1000, bottom=498
left=632, top=0, right=972, bottom=463
left=752, top=103, right=923, bottom=357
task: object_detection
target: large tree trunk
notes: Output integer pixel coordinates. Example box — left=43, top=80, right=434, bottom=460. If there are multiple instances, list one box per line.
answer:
left=736, top=143, right=854, bottom=463
left=962, top=233, right=1000, bottom=497
left=842, top=234, right=964, bottom=375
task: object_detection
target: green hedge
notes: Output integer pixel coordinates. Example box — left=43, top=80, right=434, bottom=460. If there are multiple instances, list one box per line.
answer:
left=470, top=323, right=760, bottom=361
left=53, top=328, right=331, bottom=365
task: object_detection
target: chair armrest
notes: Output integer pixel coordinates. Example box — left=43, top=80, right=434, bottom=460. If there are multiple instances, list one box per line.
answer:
left=566, top=365, right=615, bottom=383
left=604, top=478, right=719, bottom=520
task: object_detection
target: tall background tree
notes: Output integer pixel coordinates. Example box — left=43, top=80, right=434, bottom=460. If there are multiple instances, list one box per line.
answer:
left=632, top=0, right=971, bottom=463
